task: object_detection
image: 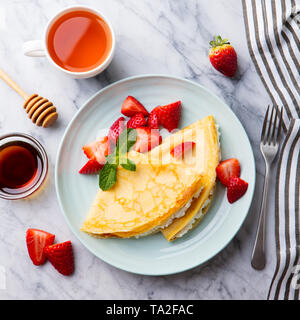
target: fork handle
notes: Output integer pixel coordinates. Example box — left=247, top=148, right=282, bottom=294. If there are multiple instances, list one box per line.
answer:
left=251, top=165, right=270, bottom=270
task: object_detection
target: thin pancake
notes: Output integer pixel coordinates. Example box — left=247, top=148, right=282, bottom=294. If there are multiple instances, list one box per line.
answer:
left=161, top=116, right=220, bottom=241
left=81, top=151, right=205, bottom=237
left=81, top=118, right=211, bottom=238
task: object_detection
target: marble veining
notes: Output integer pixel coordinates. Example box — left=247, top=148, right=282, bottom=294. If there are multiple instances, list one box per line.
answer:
left=0, top=0, right=276, bottom=299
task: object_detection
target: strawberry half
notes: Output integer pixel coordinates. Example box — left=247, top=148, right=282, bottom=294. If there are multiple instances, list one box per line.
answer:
left=44, top=241, right=74, bottom=276
left=79, top=159, right=103, bottom=174
left=154, top=101, right=181, bottom=132
left=82, top=136, right=109, bottom=164
left=26, top=229, right=55, bottom=266
left=209, top=35, right=237, bottom=77
left=227, top=177, right=248, bottom=203
left=121, top=96, right=149, bottom=117
left=147, top=108, right=160, bottom=129
left=108, top=117, right=125, bottom=146
left=171, top=142, right=195, bottom=159
left=133, top=127, right=162, bottom=153
left=127, top=112, right=147, bottom=129
left=216, top=158, right=240, bottom=187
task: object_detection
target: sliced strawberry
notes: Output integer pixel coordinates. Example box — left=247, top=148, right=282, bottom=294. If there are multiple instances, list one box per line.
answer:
left=133, top=127, right=162, bottom=153
left=147, top=108, right=160, bottom=129
left=82, top=136, right=109, bottom=164
left=227, top=177, right=248, bottom=204
left=44, top=241, right=74, bottom=276
left=121, top=96, right=149, bottom=117
left=171, top=142, right=196, bottom=159
left=127, top=112, right=147, bottom=129
left=216, top=158, right=240, bottom=187
left=155, top=101, right=181, bottom=132
left=79, top=159, right=103, bottom=174
left=107, top=140, right=113, bottom=155
left=26, top=229, right=55, bottom=266
left=108, top=117, right=125, bottom=146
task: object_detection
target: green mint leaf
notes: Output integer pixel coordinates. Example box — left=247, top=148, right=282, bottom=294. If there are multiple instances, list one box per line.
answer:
left=120, top=158, right=136, bottom=171
left=117, top=128, right=137, bottom=155
left=106, top=152, right=118, bottom=165
left=99, top=162, right=117, bottom=191
left=99, top=129, right=137, bottom=191
left=126, top=128, right=137, bottom=151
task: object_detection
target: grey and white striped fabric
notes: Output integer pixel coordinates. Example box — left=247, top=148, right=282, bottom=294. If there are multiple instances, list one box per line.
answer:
left=242, top=0, right=300, bottom=300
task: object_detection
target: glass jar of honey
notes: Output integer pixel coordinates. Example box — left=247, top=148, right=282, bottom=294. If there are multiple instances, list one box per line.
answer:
left=0, top=133, right=48, bottom=200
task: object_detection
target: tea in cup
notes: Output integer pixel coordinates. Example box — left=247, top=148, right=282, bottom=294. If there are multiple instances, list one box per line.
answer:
left=23, top=6, right=115, bottom=79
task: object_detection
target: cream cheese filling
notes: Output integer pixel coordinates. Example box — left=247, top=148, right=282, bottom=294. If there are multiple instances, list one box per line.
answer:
left=175, top=190, right=213, bottom=239
left=175, top=125, right=221, bottom=238
left=136, top=122, right=221, bottom=239
left=134, top=187, right=203, bottom=238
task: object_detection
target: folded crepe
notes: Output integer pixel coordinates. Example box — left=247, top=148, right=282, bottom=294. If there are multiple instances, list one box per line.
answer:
left=160, top=115, right=220, bottom=241
left=81, top=115, right=220, bottom=240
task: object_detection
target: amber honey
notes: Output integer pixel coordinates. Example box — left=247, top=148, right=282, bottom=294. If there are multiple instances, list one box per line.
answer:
left=0, top=141, right=43, bottom=195
left=47, top=10, right=113, bottom=72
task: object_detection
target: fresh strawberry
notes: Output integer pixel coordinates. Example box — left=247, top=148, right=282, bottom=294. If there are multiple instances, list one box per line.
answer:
left=79, top=159, right=103, bottom=174
left=216, top=158, right=240, bottom=187
left=133, top=127, right=162, bottom=153
left=107, top=140, right=113, bottom=155
left=121, top=96, right=149, bottom=117
left=127, top=112, right=147, bottom=129
left=82, top=136, right=109, bottom=164
left=147, top=109, right=160, bottom=129
left=171, top=142, right=195, bottom=159
left=227, top=177, right=248, bottom=204
left=154, top=101, right=181, bottom=132
left=209, top=35, right=237, bottom=77
left=108, top=117, right=125, bottom=145
left=44, top=241, right=74, bottom=276
left=26, top=229, right=55, bottom=266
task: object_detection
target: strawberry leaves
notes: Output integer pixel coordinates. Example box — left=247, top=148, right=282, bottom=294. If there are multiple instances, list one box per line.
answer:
left=209, top=35, right=230, bottom=48
left=99, top=128, right=137, bottom=191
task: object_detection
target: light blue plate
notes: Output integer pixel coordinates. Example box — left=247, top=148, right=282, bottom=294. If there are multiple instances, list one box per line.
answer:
left=55, top=75, right=255, bottom=275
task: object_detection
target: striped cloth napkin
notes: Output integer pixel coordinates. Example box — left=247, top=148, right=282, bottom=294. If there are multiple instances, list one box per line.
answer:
left=242, top=0, right=300, bottom=299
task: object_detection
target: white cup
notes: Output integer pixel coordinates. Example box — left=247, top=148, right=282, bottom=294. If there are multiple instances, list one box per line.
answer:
left=23, top=6, right=116, bottom=79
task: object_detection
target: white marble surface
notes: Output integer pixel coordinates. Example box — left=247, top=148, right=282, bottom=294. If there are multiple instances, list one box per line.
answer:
left=0, top=0, right=277, bottom=299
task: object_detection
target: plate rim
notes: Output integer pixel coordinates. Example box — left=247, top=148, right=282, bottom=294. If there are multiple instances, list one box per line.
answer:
left=55, top=74, right=256, bottom=276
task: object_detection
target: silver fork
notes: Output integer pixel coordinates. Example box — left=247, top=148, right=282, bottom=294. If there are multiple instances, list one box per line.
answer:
left=251, top=105, right=283, bottom=270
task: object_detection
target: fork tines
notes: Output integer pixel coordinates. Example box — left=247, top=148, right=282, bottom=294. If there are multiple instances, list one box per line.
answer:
left=261, top=105, right=283, bottom=145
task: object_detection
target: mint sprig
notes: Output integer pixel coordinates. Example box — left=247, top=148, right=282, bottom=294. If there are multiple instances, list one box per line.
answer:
left=99, top=128, right=137, bottom=191
left=98, top=163, right=117, bottom=191
left=120, top=158, right=136, bottom=171
left=117, top=128, right=137, bottom=155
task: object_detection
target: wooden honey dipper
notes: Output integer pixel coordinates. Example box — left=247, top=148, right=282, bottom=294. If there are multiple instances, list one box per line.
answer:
left=0, top=68, right=58, bottom=127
